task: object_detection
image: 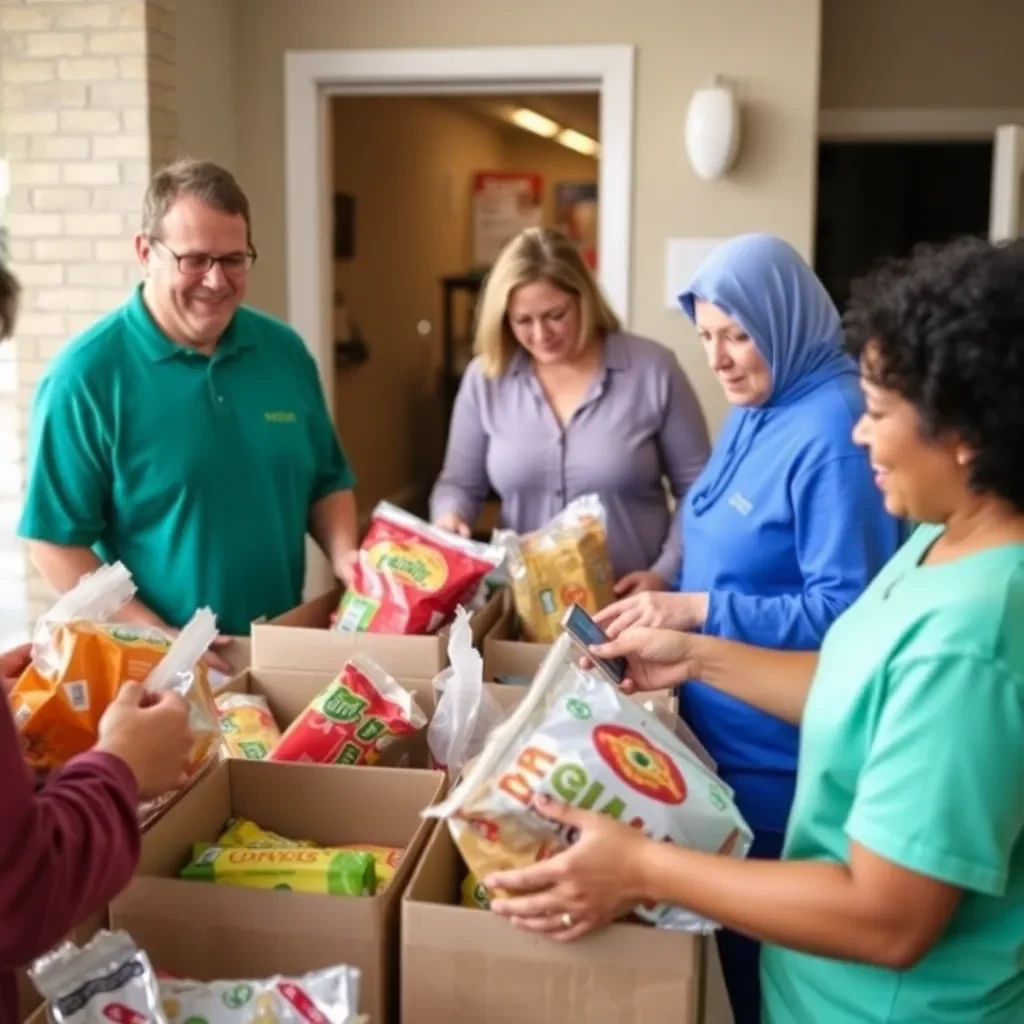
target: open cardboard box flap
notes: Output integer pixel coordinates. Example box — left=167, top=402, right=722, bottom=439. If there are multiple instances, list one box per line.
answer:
left=251, top=588, right=504, bottom=676
left=402, top=822, right=704, bottom=1024
left=111, top=759, right=445, bottom=1024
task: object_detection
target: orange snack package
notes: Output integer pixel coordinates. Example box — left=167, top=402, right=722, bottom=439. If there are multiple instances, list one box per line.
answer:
left=9, top=562, right=221, bottom=779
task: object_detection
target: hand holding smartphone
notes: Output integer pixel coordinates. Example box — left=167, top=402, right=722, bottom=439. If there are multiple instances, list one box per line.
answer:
left=561, top=603, right=627, bottom=686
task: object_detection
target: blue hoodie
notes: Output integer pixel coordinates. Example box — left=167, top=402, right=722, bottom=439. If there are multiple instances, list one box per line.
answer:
left=677, top=234, right=901, bottom=835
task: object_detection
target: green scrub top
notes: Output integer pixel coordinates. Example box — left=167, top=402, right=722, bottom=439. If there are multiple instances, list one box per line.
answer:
left=763, top=523, right=1024, bottom=1024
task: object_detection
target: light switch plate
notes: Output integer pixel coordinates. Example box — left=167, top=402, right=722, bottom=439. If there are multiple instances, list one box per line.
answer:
left=665, top=237, right=728, bottom=310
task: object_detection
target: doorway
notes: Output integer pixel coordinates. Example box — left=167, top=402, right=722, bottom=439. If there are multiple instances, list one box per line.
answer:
left=283, top=45, right=634, bottom=595
left=326, top=91, right=601, bottom=518
left=815, top=141, right=992, bottom=308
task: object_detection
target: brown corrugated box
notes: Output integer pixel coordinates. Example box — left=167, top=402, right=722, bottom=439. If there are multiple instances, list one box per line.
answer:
left=251, top=588, right=503, bottom=676
left=481, top=590, right=550, bottom=681
left=402, top=822, right=707, bottom=1024
left=108, top=759, right=444, bottom=1024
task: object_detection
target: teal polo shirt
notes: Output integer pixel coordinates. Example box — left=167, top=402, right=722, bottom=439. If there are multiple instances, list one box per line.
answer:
left=18, top=286, right=355, bottom=635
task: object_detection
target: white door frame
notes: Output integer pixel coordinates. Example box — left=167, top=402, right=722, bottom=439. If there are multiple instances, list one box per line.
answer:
left=283, top=45, right=635, bottom=595
left=819, top=107, right=1024, bottom=142
left=284, top=45, right=636, bottom=395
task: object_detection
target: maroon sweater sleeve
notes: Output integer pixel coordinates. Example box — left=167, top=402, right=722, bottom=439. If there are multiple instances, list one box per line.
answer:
left=0, top=696, right=141, bottom=968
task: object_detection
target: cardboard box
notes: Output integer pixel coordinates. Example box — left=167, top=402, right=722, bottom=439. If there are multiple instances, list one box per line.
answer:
left=481, top=591, right=549, bottom=682
left=109, top=759, right=444, bottom=1024
left=402, top=823, right=706, bottom=1024
left=251, top=588, right=504, bottom=677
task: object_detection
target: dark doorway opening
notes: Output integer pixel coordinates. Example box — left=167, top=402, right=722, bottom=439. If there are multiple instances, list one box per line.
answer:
left=815, top=141, right=992, bottom=308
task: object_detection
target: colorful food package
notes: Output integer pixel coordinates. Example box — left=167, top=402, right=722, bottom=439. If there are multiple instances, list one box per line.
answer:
left=216, top=692, right=283, bottom=760
left=494, top=494, right=615, bottom=642
left=9, top=562, right=221, bottom=778
left=429, top=606, right=506, bottom=778
left=270, top=655, right=427, bottom=766
left=30, top=929, right=365, bottom=1024
left=181, top=843, right=377, bottom=896
left=337, top=843, right=403, bottom=890
left=217, top=816, right=319, bottom=850
left=461, top=871, right=491, bottom=910
left=334, top=501, right=503, bottom=634
left=424, top=633, right=753, bottom=933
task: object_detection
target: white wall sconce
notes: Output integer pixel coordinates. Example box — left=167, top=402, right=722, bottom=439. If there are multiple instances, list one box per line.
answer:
left=684, top=76, right=741, bottom=181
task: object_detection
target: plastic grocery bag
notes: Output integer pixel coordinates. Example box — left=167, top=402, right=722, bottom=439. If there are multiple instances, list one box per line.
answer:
left=428, top=606, right=505, bottom=778
left=424, top=632, right=752, bottom=933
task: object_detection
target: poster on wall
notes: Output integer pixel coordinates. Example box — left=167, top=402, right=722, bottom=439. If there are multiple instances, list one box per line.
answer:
left=555, top=181, right=599, bottom=270
left=472, top=171, right=543, bottom=267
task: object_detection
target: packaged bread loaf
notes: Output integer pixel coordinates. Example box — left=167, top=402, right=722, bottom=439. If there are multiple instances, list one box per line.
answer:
left=494, top=494, right=615, bottom=642
left=424, top=633, right=752, bottom=932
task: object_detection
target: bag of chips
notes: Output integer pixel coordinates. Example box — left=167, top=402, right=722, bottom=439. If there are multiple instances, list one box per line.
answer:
left=494, top=494, right=615, bottom=642
left=428, top=606, right=505, bottom=778
left=424, top=633, right=752, bottom=933
left=270, top=655, right=427, bottom=766
left=30, top=929, right=365, bottom=1024
left=10, top=562, right=220, bottom=779
left=335, top=502, right=503, bottom=635
left=216, top=692, right=282, bottom=760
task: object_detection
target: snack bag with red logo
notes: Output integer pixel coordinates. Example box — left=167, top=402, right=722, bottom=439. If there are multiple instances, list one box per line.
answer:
left=29, top=929, right=163, bottom=1024
left=495, top=493, right=615, bottom=642
left=335, top=502, right=503, bottom=635
left=423, top=632, right=752, bottom=933
left=270, top=655, right=427, bottom=766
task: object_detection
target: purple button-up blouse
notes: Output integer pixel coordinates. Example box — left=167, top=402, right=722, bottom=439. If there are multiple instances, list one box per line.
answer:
left=430, top=331, right=711, bottom=583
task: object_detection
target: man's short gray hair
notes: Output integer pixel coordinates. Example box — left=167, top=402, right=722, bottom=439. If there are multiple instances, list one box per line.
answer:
left=142, top=158, right=252, bottom=244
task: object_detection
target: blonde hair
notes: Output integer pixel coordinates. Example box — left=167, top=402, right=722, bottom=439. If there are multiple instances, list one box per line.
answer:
left=474, top=227, right=621, bottom=378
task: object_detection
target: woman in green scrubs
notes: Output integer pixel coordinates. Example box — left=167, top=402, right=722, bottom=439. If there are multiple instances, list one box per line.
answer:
left=484, top=236, right=1024, bottom=1024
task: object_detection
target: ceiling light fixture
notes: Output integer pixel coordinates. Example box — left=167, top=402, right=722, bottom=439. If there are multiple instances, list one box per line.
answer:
left=557, top=128, right=600, bottom=157
left=510, top=107, right=560, bottom=139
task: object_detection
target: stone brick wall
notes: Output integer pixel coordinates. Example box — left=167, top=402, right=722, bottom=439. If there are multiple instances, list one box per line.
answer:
left=0, top=0, right=177, bottom=631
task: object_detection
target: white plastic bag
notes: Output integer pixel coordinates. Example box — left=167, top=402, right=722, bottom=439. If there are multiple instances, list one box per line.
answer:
left=428, top=606, right=505, bottom=779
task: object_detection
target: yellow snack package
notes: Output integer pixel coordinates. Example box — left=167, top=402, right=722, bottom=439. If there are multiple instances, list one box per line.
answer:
left=424, top=634, right=753, bottom=934
left=495, top=494, right=615, bottom=642
left=461, top=872, right=491, bottom=910
left=9, top=562, right=221, bottom=778
left=337, top=844, right=403, bottom=890
left=215, top=693, right=282, bottom=760
left=216, top=817, right=320, bottom=850
left=181, top=843, right=377, bottom=896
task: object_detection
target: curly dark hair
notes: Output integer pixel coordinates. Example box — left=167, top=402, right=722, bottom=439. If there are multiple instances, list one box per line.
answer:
left=844, top=235, right=1024, bottom=511
left=0, top=260, right=19, bottom=341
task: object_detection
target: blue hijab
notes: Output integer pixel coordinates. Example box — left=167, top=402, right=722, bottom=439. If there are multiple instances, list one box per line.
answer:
left=678, top=233, right=857, bottom=514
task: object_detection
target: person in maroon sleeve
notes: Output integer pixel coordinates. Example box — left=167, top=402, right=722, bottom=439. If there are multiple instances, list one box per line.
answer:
left=0, top=259, right=196, bottom=1024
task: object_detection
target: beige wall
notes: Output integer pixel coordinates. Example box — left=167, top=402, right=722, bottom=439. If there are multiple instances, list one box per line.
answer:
left=174, top=0, right=239, bottom=172
left=224, top=0, right=824, bottom=438
left=821, top=0, right=1024, bottom=110
left=330, top=97, right=599, bottom=508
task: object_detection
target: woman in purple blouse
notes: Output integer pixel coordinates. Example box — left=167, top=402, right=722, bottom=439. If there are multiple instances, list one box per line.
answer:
left=430, top=227, right=710, bottom=594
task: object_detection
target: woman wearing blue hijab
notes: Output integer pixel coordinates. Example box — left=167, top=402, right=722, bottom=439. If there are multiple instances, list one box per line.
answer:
left=597, top=234, right=901, bottom=1023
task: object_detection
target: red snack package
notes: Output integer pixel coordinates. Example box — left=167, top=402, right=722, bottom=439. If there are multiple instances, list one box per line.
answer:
left=334, top=502, right=503, bottom=635
left=269, top=655, right=428, bottom=766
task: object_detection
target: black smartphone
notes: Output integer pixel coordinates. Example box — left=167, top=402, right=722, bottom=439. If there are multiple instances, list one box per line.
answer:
left=561, top=603, right=627, bottom=686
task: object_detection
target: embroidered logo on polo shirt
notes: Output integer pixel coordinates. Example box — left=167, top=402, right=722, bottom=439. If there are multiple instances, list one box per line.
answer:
left=264, top=411, right=298, bottom=424
left=728, top=492, right=753, bottom=516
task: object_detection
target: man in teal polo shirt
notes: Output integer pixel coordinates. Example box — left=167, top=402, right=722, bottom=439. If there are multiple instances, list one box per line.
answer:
left=18, top=159, right=358, bottom=650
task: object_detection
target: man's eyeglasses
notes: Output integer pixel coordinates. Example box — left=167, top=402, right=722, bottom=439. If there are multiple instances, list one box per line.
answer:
left=150, top=238, right=257, bottom=276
